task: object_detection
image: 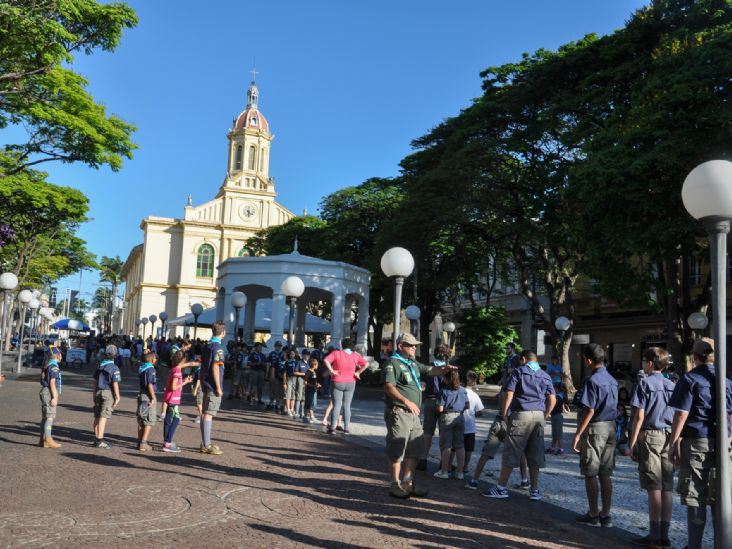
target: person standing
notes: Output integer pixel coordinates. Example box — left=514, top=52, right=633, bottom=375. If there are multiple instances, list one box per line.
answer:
left=199, top=321, right=226, bottom=455
left=248, top=342, right=267, bottom=406
left=485, top=350, right=555, bottom=501
left=546, top=354, right=563, bottom=386
left=628, top=347, right=675, bottom=548
left=573, top=343, right=618, bottom=527
left=433, top=369, right=469, bottom=480
left=136, top=352, right=158, bottom=452
left=417, top=344, right=449, bottom=471
left=92, top=344, right=121, bottom=449
left=668, top=338, right=732, bottom=549
left=267, top=341, right=284, bottom=410
left=39, top=347, right=63, bottom=448
left=382, top=333, right=454, bottom=499
left=462, top=370, right=485, bottom=487
left=162, top=350, right=193, bottom=453
left=324, top=338, right=368, bottom=435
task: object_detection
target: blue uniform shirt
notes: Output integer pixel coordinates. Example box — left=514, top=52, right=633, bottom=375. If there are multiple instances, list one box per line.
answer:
left=284, top=359, right=297, bottom=377
left=138, top=363, right=158, bottom=395
left=669, top=363, right=732, bottom=438
left=41, top=359, right=62, bottom=390
left=248, top=350, right=266, bottom=371
left=630, top=372, right=674, bottom=430
left=546, top=361, right=562, bottom=385
left=580, top=366, right=618, bottom=422
left=294, top=359, right=308, bottom=375
left=505, top=363, right=555, bottom=412
left=95, top=359, right=121, bottom=390
left=438, top=386, right=468, bottom=413
left=425, top=360, right=445, bottom=398
left=201, top=337, right=225, bottom=393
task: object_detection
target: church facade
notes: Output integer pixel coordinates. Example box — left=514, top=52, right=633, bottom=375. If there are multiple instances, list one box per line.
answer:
left=121, top=78, right=294, bottom=336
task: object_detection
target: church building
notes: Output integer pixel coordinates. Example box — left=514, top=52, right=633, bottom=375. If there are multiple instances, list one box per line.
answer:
left=121, top=76, right=294, bottom=336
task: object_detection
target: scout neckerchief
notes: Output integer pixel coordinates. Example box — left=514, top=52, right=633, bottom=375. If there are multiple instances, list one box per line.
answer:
left=526, top=360, right=541, bottom=372
left=138, top=362, right=154, bottom=374
left=391, top=352, right=421, bottom=388
left=48, top=359, right=62, bottom=393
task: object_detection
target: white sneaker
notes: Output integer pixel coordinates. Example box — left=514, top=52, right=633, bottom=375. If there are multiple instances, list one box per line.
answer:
left=433, top=470, right=450, bottom=479
left=455, top=472, right=464, bottom=480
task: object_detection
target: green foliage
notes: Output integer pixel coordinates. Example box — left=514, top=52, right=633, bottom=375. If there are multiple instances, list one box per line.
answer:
left=459, top=306, right=519, bottom=381
left=246, top=216, right=328, bottom=257
left=0, top=0, right=138, bottom=175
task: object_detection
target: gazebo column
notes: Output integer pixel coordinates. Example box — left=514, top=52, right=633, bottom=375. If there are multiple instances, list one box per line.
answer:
left=243, top=297, right=256, bottom=342
left=295, top=301, right=307, bottom=347
left=270, top=292, right=286, bottom=345
left=355, top=294, right=369, bottom=354
left=343, top=295, right=356, bottom=341
left=330, top=289, right=345, bottom=349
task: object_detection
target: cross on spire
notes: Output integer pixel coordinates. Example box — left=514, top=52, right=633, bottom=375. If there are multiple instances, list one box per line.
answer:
left=250, top=67, right=258, bottom=83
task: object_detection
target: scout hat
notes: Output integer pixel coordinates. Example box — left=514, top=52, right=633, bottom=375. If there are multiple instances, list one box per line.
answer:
left=692, top=338, right=714, bottom=355
left=397, top=333, right=421, bottom=346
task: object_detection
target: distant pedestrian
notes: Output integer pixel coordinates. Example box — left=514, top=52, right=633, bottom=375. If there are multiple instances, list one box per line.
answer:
left=304, top=357, right=321, bottom=423
left=485, top=350, right=555, bottom=501
left=548, top=382, right=568, bottom=455
left=628, top=347, right=674, bottom=548
left=546, top=354, right=562, bottom=386
left=39, top=346, right=63, bottom=449
left=92, top=345, right=121, bottom=449
left=199, top=321, right=226, bottom=455
left=669, top=338, right=732, bottom=549
left=136, top=352, right=158, bottom=451
left=162, top=350, right=193, bottom=453
left=573, top=343, right=618, bottom=527
left=324, top=338, right=368, bottom=435
left=382, top=333, right=453, bottom=499
left=460, top=371, right=485, bottom=487
left=433, top=369, right=469, bottom=480
left=248, top=342, right=267, bottom=406
left=417, top=344, right=449, bottom=471
left=292, top=349, right=310, bottom=419
left=267, top=341, right=284, bottom=410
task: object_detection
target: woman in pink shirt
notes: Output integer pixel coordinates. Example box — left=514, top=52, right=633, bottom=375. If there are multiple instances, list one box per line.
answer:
left=163, top=351, right=192, bottom=452
left=324, top=338, right=368, bottom=434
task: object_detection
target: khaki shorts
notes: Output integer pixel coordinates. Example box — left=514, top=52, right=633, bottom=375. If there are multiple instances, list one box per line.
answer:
left=638, top=429, right=674, bottom=491
left=385, top=406, right=424, bottom=462
left=93, top=389, right=114, bottom=419
left=137, top=394, right=157, bottom=427
left=269, top=376, right=282, bottom=401
left=438, top=412, right=465, bottom=451
left=481, top=416, right=507, bottom=458
left=502, top=410, right=545, bottom=469
left=39, top=387, right=56, bottom=419
left=203, top=392, right=222, bottom=416
left=678, top=437, right=732, bottom=507
left=252, top=369, right=265, bottom=391
left=579, top=420, right=616, bottom=477
left=195, top=390, right=204, bottom=408
left=423, top=398, right=440, bottom=436
left=285, top=376, right=305, bottom=400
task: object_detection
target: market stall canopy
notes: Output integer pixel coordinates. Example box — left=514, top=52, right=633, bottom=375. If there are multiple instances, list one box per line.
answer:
left=50, top=318, right=91, bottom=331
left=165, top=301, right=331, bottom=333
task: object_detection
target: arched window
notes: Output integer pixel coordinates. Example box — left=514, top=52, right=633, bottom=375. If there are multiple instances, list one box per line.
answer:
left=196, top=244, right=215, bottom=277
left=234, top=145, right=242, bottom=170
left=248, top=146, right=256, bottom=170
left=238, top=246, right=250, bottom=257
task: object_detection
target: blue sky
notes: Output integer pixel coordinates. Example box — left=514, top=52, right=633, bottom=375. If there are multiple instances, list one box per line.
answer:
left=8, top=0, right=647, bottom=299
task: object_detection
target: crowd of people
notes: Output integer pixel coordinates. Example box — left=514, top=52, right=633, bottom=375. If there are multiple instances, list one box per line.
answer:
left=34, top=324, right=732, bottom=549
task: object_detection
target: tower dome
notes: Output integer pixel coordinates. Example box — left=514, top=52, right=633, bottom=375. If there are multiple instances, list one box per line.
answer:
left=234, top=73, right=269, bottom=132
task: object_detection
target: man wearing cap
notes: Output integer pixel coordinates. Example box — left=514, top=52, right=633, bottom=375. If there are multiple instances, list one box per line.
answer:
left=383, top=333, right=455, bottom=499
left=92, top=344, right=121, bottom=449
left=669, top=338, right=732, bottom=549
left=39, top=347, right=63, bottom=448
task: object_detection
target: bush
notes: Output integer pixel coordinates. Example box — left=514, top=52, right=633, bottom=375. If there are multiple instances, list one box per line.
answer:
left=459, top=306, right=519, bottom=382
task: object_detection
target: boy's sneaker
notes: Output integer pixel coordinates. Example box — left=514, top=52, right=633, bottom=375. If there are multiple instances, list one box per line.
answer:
left=343, top=429, right=350, bottom=435
left=138, top=442, right=153, bottom=452
left=575, top=513, right=600, bottom=527
left=402, top=479, right=428, bottom=498
left=555, top=448, right=564, bottom=455
left=335, top=425, right=344, bottom=432
left=599, top=515, right=613, bottom=528
left=433, top=470, right=450, bottom=479
left=194, top=417, right=201, bottom=424
left=199, top=444, right=223, bottom=455
left=163, top=443, right=182, bottom=453
left=455, top=472, right=464, bottom=480
left=466, top=480, right=478, bottom=489
left=519, top=479, right=530, bottom=489
left=326, top=427, right=335, bottom=435
left=629, top=536, right=662, bottom=548
left=483, top=486, right=509, bottom=499
left=529, top=489, right=542, bottom=501
left=94, top=441, right=111, bottom=449
left=389, top=481, right=410, bottom=499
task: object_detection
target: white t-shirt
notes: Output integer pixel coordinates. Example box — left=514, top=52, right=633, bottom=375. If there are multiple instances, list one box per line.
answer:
left=463, top=387, right=485, bottom=434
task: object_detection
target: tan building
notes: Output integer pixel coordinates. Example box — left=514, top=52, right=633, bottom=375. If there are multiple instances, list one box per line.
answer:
left=121, top=78, right=294, bottom=336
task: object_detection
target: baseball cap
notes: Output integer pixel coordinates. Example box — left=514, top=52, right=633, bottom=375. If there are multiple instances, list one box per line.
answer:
left=105, top=344, right=118, bottom=357
left=692, top=338, right=714, bottom=355
left=301, top=349, right=311, bottom=356
left=397, top=333, right=421, bottom=346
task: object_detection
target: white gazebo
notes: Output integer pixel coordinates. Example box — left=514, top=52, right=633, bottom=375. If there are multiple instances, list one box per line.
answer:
left=214, top=249, right=371, bottom=351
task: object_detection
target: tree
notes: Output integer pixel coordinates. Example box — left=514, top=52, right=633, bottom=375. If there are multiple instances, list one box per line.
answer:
left=0, top=0, right=138, bottom=176
left=460, top=306, right=519, bottom=381
left=99, top=255, right=123, bottom=326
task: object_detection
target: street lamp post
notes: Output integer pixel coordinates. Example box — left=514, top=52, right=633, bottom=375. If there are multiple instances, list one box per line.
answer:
left=141, top=317, right=148, bottom=349
left=405, top=305, right=421, bottom=340
left=444, top=321, right=456, bottom=355
left=159, top=312, right=168, bottom=340
left=134, top=319, right=142, bottom=338
left=191, top=303, right=203, bottom=341
left=16, top=289, right=32, bottom=373
left=148, top=314, right=157, bottom=344
left=0, top=272, right=18, bottom=381
left=231, top=291, right=247, bottom=343
left=687, top=312, right=709, bottom=339
left=380, top=247, right=415, bottom=349
left=27, top=298, right=40, bottom=367
left=281, top=277, right=304, bottom=347
left=681, top=159, right=732, bottom=549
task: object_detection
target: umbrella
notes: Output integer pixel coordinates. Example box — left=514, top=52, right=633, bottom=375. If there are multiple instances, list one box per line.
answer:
left=51, top=318, right=91, bottom=331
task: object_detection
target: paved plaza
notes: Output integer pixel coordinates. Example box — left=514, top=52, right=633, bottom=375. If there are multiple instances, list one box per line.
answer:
left=0, top=363, right=684, bottom=548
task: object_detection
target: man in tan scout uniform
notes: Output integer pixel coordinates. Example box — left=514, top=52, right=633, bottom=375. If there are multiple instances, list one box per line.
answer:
left=382, top=333, right=454, bottom=499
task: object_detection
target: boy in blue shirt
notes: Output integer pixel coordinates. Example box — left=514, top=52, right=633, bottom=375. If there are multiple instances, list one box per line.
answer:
left=92, top=344, right=121, bottom=449
left=136, top=352, right=158, bottom=451
left=199, top=321, right=226, bottom=455
left=292, top=349, right=309, bottom=419
left=628, top=347, right=674, bottom=548
left=39, top=347, right=63, bottom=448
